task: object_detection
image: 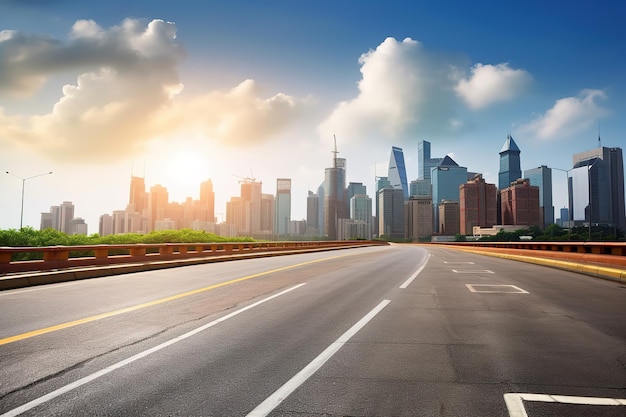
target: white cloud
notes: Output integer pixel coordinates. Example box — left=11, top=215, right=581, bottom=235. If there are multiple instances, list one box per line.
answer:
left=0, top=19, right=306, bottom=162
left=517, top=89, right=610, bottom=140
left=454, top=63, right=531, bottom=109
left=163, top=79, right=305, bottom=147
left=317, top=37, right=460, bottom=142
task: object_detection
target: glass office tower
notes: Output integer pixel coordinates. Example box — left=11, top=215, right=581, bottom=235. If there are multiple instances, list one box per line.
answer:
left=274, top=178, right=291, bottom=236
left=418, top=140, right=443, bottom=181
left=568, top=146, right=625, bottom=231
left=498, top=134, right=522, bottom=190
left=524, top=165, right=554, bottom=228
left=431, top=155, right=468, bottom=233
left=388, top=146, right=409, bottom=200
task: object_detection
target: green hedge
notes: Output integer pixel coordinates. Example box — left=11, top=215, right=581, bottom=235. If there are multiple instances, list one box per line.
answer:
left=0, top=227, right=256, bottom=261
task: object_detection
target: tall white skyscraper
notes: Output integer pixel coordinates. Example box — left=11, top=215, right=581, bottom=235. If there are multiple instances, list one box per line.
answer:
left=274, top=178, right=291, bottom=236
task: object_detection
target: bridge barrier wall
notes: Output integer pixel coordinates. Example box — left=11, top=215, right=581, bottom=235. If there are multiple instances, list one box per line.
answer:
left=0, top=240, right=387, bottom=276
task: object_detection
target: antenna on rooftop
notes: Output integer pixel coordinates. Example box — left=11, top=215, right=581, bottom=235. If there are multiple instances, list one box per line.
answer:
left=597, top=122, right=602, bottom=148
left=332, top=134, right=339, bottom=168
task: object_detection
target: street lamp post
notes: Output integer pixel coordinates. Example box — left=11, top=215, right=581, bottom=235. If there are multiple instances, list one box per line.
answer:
left=5, top=171, right=53, bottom=229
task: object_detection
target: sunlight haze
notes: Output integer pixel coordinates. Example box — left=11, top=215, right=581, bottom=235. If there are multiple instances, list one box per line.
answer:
left=1, top=1, right=624, bottom=233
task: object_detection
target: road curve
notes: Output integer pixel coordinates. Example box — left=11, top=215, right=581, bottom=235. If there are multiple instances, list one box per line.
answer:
left=0, top=244, right=625, bottom=416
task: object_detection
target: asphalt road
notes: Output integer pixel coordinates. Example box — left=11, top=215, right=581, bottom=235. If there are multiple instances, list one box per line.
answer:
left=0, top=244, right=624, bottom=416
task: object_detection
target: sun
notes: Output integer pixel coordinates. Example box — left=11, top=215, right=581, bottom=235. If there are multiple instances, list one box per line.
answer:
left=162, top=149, right=212, bottom=199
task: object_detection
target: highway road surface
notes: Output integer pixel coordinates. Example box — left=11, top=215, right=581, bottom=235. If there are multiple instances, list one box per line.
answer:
left=0, top=244, right=625, bottom=416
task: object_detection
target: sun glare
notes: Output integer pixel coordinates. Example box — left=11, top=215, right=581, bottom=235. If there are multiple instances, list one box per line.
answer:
left=163, top=150, right=211, bottom=197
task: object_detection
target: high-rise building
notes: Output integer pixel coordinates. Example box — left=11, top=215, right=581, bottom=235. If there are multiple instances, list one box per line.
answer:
left=498, top=134, right=522, bottom=190
left=148, top=184, right=169, bottom=232
left=431, top=155, right=468, bottom=233
left=524, top=165, right=554, bottom=228
left=418, top=140, right=443, bottom=181
left=99, top=213, right=113, bottom=236
left=388, top=146, right=409, bottom=200
left=317, top=182, right=325, bottom=237
left=378, top=188, right=405, bottom=239
left=500, top=178, right=541, bottom=227
left=374, top=176, right=391, bottom=237
left=568, top=146, right=625, bottom=232
left=226, top=196, right=243, bottom=232
left=350, top=194, right=372, bottom=239
left=559, top=207, right=569, bottom=227
left=323, top=139, right=346, bottom=240
left=405, top=197, right=433, bottom=241
left=240, top=179, right=263, bottom=236
left=39, top=212, right=53, bottom=230
left=112, top=210, right=126, bottom=234
left=438, top=200, right=460, bottom=236
left=410, top=179, right=431, bottom=198
left=69, top=217, right=88, bottom=235
left=459, top=174, right=497, bottom=235
left=59, top=201, right=75, bottom=235
left=306, top=191, right=320, bottom=236
left=275, top=178, right=291, bottom=236
left=50, top=205, right=60, bottom=231
left=261, top=193, right=275, bottom=236
left=199, top=179, right=215, bottom=223
left=347, top=182, right=367, bottom=202
left=128, top=176, right=147, bottom=214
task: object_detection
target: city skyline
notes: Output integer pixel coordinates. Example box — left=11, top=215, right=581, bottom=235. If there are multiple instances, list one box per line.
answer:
left=23, top=138, right=626, bottom=238
left=1, top=1, right=625, bottom=230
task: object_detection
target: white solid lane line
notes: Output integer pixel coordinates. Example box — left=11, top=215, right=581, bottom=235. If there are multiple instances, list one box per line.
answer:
left=1, top=283, right=307, bottom=417
left=399, top=253, right=431, bottom=289
left=247, top=299, right=392, bottom=417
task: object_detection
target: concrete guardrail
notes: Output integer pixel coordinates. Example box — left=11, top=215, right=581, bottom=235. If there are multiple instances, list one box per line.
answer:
left=0, top=240, right=387, bottom=275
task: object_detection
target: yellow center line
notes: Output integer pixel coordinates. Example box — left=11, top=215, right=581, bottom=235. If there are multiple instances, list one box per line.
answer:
left=0, top=253, right=358, bottom=346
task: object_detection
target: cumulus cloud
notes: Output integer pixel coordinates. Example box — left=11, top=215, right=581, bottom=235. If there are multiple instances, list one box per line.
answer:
left=517, top=89, right=610, bottom=140
left=157, top=79, right=303, bottom=147
left=454, top=63, right=531, bottom=109
left=317, top=37, right=461, bottom=142
left=0, top=19, right=304, bottom=162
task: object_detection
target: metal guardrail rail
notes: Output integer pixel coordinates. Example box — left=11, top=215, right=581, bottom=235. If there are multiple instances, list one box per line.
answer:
left=0, top=240, right=387, bottom=275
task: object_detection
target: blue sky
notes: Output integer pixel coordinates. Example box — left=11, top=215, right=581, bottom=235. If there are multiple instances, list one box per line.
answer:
left=1, top=0, right=624, bottom=231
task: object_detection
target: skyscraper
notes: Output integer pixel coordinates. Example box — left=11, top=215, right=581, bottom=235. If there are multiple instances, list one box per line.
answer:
left=410, top=179, right=431, bottom=198
left=406, top=197, right=432, bottom=241
left=275, top=178, right=291, bottom=236
left=378, top=188, right=405, bottom=239
left=323, top=138, right=346, bottom=240
left=261, top=193, right=275, bottom=236
left=524, top=165, right=554, bottom=228
left=498, top=134, right=522, bottom=190
left=438, top=200, right=460, bottom=236
left=500, top=179, right=541, bottom=227
left=418, top=140, right=443, bottom=181
left=148, top=184, right=168, bottom=232
left=459, top=174, right=497, bottom=235
left=306, top=191, right=320, bottom=236
left=59, top=201, right=75, bottom=235
left=240, top=179, right=263, bottom=236
left=388, top=146, right=409, bottom=200
left=199, top=179, right=215, bottom=223
left=128, top=176, right=147, bottom=214
left=374, top=176, right=391, bottom=237
left=347, top=182, right=367, bottom=202
left=431, top=155, right=468, bottom=233
left=569, top=146, right=625, bottom=231
left=350, top=194, right=372, bottom=239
